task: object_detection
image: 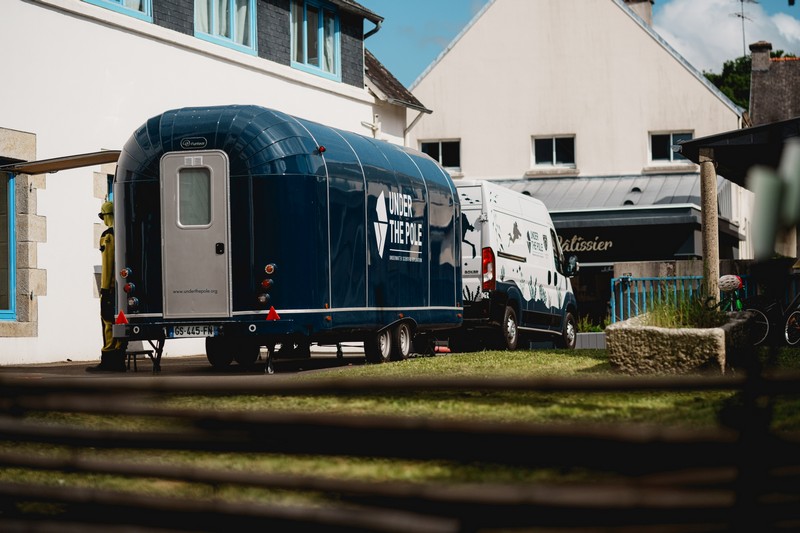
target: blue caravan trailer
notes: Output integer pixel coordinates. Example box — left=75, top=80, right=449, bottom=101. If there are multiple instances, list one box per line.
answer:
left=111, top=105, right=462, bottom=371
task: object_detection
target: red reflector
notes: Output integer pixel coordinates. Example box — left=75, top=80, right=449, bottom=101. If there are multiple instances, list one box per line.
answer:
left=266, top=306, right=280, bottom=321
left=115, top=311, right=128, bottom=324
left=264, top=263, right=276, bottom=275
left=120, top=267, right=132, bottom=279
left=123, top=283, right=135, bottom=294
left=261, top=278, right=274, bottom=290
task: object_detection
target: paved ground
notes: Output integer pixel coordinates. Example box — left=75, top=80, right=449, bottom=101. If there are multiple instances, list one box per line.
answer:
left=0, top=346, right=368, bottom=379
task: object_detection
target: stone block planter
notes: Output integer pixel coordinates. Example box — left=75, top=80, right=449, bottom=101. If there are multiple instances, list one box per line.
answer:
left=605, top=312, right=753, bottom=375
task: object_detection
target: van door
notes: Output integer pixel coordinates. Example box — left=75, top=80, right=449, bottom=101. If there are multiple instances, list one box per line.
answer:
left=457, top=185, right=484, bottom=302
left=547, top=227, right=568, bottom=331
left=160, top=151, right=231, bottom=319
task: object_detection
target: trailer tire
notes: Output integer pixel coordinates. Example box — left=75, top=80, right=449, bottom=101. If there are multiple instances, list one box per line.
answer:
left=205, top=337, right=234, bottom=369
left=556, top=311, right=577, bottom=349
left=391, top=322, right=412, bottom=361
left=233, top=340, right=261, bottom=367
left=500, top=306, right=519, bottom=350
left=364, top=329, right=392, bottom=363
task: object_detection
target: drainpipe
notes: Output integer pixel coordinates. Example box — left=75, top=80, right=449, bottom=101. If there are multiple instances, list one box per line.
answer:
left=364, top=20, right=382, bottom=39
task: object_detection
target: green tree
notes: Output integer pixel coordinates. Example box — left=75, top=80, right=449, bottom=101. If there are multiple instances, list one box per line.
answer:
left=704, top=50, right=797, bottom=111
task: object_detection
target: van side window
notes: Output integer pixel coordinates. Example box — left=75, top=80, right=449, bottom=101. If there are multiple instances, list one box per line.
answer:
left=550, top=228, right=565, bottom=274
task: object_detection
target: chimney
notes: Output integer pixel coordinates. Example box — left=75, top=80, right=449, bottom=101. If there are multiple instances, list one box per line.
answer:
left=625, top=0, right=654, bottom=26
left=750, top=40, right=772, bottom=71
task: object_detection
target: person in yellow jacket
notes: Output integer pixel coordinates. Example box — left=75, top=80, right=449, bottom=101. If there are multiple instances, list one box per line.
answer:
left=87, top=201, right=127, bottom=372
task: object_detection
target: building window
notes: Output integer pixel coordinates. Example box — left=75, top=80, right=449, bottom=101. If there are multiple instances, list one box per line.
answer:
left=533, top=136, right=575, bottom=167
left=83, top=0, right=153, bottom=22
left=196, top=0, right=257, bottom=54
left=291, top=0, right=340, bottom=80
left=421, top=140, right=461, bottom=170
left=0, top=172, right=15, bottom=320
left=651, top=131, right=692, bottom=162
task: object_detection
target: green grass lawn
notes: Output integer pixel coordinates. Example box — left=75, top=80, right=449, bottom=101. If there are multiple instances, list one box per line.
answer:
left=2, top=346, right=799, bottom=505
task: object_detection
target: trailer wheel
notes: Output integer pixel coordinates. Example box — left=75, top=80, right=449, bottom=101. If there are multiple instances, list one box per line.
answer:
left=500, top=306, right=519, bottom=350
left=390, top=322, right=412, bottom=361
left=364, top=329, right=392, bottom=363
left=556, top=311, right=577, bottom=349
left=205, top=337, right=234, bottom=369
left=233, top=340, right=261, bottom=367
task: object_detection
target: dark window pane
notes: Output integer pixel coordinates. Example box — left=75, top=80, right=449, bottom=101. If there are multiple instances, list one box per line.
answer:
left=534, top=138, right=552, bottom=165
left=651, top=134, right=670, bottom=160
left=554, top=137, right=574, bottom=165
left=441, top=141, right=460, bottom=167
left=421, top=142, right=440, bottom=162
left=672, top=132, right=692, bottom=161
left=307, top=6, right=319, bottom=66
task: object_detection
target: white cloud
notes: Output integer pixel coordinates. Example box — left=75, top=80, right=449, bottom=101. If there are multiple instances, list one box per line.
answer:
left=653, top=0, right=800, bottom=73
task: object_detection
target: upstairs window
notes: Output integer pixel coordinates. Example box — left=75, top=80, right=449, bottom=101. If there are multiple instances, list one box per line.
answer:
left=291, top=0, right=340, bottom=81
left=421, top=140, right=461, bottom=170
left=533, top=136, right=575, bottom=167
left=0, top=172, right=15, bottom=320
left=196, top=0, right=257, bottom=54
left=83, top=0, right=152, bottom=22
left=651, top=131, right=692, bottom=162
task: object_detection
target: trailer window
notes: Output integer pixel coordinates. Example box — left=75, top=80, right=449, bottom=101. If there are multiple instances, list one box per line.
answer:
left=178, top=168, right=211, bottom=226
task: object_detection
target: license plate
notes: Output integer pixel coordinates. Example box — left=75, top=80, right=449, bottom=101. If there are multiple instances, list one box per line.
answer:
left=170, top=325, right=217, bottom=338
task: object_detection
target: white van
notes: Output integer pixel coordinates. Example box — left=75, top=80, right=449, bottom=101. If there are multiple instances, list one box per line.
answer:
left=455, top=180, right=579, bottom=350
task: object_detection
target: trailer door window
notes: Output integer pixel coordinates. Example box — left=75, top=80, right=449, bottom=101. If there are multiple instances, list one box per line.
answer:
left=178, top=168, right=212, bottom=226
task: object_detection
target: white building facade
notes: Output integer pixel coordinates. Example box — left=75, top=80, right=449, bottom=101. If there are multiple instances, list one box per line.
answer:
left=406, top=0, right=754, bottom=320
left=0, top=0, right=404, bottom=364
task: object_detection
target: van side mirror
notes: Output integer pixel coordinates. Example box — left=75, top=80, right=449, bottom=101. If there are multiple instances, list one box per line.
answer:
left=565, top=255, right=579, bottom=277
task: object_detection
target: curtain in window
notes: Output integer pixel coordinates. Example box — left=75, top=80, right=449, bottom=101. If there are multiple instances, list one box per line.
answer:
left=235, top=0, right=250, bottom=46
left=291, top=0, right=304, bottom=62
left=217, top=0, right=230, bottom=38
left=323, top=10, right=335, bottom=73
left=124, top=0, right=143, bottom=11
left=197, top=0, right=211, bottom=34
left=307, top=5, right=319, bottom=66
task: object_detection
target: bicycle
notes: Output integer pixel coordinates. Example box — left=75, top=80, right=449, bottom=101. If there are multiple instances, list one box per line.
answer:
left=711, top=275, right=771, bottom=346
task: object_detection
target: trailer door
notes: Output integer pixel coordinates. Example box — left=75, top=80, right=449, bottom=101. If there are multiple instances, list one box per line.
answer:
left=160, top=151, right=231, bottom=319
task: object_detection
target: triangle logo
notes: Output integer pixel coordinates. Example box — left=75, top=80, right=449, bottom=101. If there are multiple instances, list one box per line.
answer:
left=374, top=191, right=388, bottom=258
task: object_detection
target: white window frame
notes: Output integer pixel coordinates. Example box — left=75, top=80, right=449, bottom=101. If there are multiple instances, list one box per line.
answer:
left=532, top=135, right=576, bottom=168
left=83, top=0, right=153, bottom=22
left=650, top=131, right=693, bottom=163
left=420, top=140, right=461, bottom=171
left=290, top=0, right=341, bottom=81
left=195, top=0, right=258, bottom=55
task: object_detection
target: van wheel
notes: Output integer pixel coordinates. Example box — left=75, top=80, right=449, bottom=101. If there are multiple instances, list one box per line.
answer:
left=233, top=340, right=261, bottom=367
left=500, top=306, right=519, bottom=350
left=391, top=322, right=412, bottom=361
left=206, top=337, right=234, bottom=369
left=557, top=312, right=577, bottom=349
left=364, top=329, right=392, bottom=363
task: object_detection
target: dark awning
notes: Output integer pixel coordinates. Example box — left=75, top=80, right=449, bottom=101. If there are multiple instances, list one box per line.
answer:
left=676, top=116, right=800, bottom=189
left=0, top=150, right=121, bottom=174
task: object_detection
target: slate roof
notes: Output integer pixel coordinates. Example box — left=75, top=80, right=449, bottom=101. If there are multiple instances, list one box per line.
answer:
left=330, top=0, right=382, bottom=23
left=491, top=174, right=728, bottom=214
left=365, top=49, right=431, bottom=113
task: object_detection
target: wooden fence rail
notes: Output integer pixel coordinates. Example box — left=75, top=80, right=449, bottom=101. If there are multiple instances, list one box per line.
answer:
left=1, top=373, right=799, bottom=532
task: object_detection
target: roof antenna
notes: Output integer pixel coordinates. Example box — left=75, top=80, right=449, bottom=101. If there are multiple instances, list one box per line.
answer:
left=731, top=0, right=758, bottom=58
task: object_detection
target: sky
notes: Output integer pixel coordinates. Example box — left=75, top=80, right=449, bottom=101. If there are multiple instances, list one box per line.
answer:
left=356, top=0, right=800, bottom=88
